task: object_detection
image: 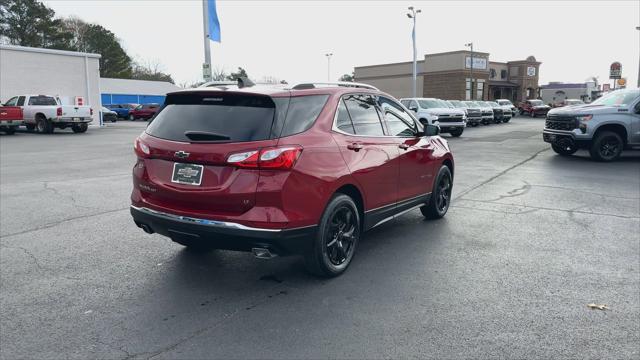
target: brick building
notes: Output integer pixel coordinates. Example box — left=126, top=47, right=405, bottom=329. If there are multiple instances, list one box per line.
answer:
left=354, top=50, right=541, bottom=102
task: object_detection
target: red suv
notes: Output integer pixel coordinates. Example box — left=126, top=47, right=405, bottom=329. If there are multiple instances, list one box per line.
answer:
left=129, top=103, right=160, bottom=121
left=130, top=83, right=454, bottom=276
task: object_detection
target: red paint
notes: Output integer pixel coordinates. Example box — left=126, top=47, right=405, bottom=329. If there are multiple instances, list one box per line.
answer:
left=131, top=87, right=454, bottom=231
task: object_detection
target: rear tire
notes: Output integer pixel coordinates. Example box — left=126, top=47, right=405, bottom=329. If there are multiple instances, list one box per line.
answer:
left=421, top=165, right=452, bottom=220
left=129, top=114, right=135, bottom=121
left=72, top=123, right=88, bottom=133
left=36, top=115, right=53, bottom=134
left=4, top=127, right=16, bottom=135
left=449, top=128, right=463, bottom=137
left=589, top=131, right=623, bottom=162
left=305, top=194, right=360, bottom=277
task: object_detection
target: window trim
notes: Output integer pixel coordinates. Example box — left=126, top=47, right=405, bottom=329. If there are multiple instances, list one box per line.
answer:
left=331, top=92, right=421, bottom=138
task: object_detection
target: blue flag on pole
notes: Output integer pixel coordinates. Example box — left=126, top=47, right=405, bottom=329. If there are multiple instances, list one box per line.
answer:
left=207, top=0, right=221, bottom=42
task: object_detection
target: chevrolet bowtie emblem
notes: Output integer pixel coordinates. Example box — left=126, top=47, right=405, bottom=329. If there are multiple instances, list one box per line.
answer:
left=174, top=151, right=190, bottom=159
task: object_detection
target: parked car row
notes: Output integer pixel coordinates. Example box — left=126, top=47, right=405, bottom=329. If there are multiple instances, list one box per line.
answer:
left=104, top=103, right=161, bottom=121
left=1, top=94, right=92, bottom=134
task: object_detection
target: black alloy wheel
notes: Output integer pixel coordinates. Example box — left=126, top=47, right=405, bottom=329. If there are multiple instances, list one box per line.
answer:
left=305, top=194, right=360, bottom=277
left=590, top=131, right=623, bottom=162
left=325, top=206, right=358, bottom=267
left=421, top=165, right=453, bottom=219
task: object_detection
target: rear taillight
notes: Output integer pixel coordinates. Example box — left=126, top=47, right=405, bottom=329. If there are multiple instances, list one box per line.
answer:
left=134, top=137, right=150, bottom=158
left=227, top=146, right=302, bottom=170
left=56, top=107, right=62, bottom=116
left=90, top=108, right=94, bottom=116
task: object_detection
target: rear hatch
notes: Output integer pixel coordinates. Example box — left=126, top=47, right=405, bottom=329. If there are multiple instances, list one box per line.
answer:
left=137, top=91, right=283, bottom=216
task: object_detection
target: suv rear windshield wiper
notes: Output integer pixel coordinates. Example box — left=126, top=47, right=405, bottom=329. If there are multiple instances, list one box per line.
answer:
left=184, top=131, right=231, bottom=141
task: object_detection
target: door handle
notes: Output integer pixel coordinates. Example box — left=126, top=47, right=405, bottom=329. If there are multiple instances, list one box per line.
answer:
left=347, top=143, right=363, bottom=152
left=398, top=144, right=410, bottom=150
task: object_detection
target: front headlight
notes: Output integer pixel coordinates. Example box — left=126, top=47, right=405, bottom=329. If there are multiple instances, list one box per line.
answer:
left=576, top=115, right=593, bottom=121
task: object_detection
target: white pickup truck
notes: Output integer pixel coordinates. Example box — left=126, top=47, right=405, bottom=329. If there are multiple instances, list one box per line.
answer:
left=4, top=95, right=93, bottom=133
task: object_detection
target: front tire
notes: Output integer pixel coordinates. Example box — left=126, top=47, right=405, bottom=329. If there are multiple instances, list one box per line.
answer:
left=589, top=131, right=623, bottom=162
left=421, top=165, right=452, bottom=219
left=304, top=194, right=360, bottom=277
left=551, top=143, right=577, bottom=156
left=129, top=114, right=135, bottom=121
left=449, top=128, right=463, bottom=137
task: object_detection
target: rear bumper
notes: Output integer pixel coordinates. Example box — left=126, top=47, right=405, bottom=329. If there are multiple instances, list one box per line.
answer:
left=52, top=117, right=93, bottom=124
left=130, top=205, right=317, bottom=255
left=0, top=120, right=23, bottom=126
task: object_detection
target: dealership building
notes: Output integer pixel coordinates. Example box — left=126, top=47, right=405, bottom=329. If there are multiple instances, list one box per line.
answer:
left=354, top=50, right=541, bottom=102
left=1, top=44, right=180, bottom=124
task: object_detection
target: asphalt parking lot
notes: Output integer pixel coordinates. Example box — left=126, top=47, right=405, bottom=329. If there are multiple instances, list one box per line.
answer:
left=1, top=118, right=639, bottom=359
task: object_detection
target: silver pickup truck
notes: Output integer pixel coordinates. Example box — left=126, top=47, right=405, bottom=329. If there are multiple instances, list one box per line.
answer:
left=543, top=88, right=640, bottom=161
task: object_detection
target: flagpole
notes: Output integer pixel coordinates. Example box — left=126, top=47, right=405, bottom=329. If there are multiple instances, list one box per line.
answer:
left=202, top=0, right=212, bottom=81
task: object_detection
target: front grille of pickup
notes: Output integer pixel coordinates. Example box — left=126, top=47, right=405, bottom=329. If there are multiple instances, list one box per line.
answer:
left=439, top=116, right=464, bottom=123
left=545, top=116, right=577, bottom=131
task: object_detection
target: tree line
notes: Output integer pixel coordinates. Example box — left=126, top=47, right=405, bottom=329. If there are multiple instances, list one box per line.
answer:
left=0, top=0, right=174, bottom=83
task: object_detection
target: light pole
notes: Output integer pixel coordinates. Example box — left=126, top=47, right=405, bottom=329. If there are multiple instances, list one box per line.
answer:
left=636, top=26, right=639, bottom=88
left=465, top=42, right=474, bottom=100
left=325, top=53, right=333, bottom=81
left=407, top=6, right=421, bottom=98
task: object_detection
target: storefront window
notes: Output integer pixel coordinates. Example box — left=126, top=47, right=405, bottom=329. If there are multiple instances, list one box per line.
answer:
left=477, top=81, right=484, bottom=100
left=465, top=79, right=471, bottom=100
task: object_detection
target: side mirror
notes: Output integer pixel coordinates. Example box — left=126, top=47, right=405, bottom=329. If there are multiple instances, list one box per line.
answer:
left=425, top=124, right=440, bottom=136
left=409, top=106, right=418, bottom=112
left=634, top=102, right=640, bottom=114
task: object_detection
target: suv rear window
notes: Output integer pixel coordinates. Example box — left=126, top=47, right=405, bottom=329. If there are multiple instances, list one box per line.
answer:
left=28, top=96, right=57, bottom=106
left=146, top=93, right=276, bottom=142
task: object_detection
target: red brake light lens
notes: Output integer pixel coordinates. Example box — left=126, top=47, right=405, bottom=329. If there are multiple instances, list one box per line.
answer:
left=134, top=137, right=150, bottom=157
left=56, top=107, right=62, bottom=116
left=227, top=146, right=302, bottom=170
left=90, top=108, right=94, bottom=116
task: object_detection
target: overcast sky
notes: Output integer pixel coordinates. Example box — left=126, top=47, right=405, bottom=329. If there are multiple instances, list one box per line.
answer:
left=44, top=0, right=639, bottom=87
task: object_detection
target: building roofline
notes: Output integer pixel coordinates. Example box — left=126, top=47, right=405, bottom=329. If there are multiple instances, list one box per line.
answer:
left=489, top=61, right=507, bottom=65
left=425, top=50, right=490, bottom=57
left=507, top=59, right=542, bottom=65
left=355, top=60, right=422, bottom=70
left=0, top=44, right=101, bottom=59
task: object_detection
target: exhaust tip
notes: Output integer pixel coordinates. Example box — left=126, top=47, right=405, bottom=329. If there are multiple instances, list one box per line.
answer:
left=140, top=224, right=154, bottom=234
left=252, top=247, right=276, bottom=259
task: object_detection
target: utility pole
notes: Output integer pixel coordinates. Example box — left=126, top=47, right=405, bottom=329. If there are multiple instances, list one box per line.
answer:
left=325, top=53, right=333, bottom=81
left=201, top=0, right=212, bottom=81
left=407, top=7, right=421, bottom=98
left=465, top=42, right=474, bottom=100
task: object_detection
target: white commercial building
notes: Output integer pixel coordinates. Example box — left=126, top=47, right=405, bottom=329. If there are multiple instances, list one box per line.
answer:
left=0, top=44, right=101, bottom=121
left=100, top=77, right=181, bottom=105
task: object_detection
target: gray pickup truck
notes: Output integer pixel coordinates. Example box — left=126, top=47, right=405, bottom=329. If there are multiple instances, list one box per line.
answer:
left=543, top=89, right=640, bottom=161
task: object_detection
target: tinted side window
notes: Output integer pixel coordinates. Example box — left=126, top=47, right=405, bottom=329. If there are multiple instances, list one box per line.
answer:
left=335, top=99, right=355, bottom=134
left=343, top=95, right=384, bottom=136
left=16, top=96, right=25, bottom=106
left=28, top=96, right=57, bottom=105
left=5, top=97, right=18, bottom=106
left=280, top=95, right=329, bottom=137
left=378, top=96, right=417, bottom=137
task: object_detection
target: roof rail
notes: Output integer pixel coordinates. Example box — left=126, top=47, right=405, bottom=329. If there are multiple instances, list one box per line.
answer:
left=290, top=82, right=379, bottom=91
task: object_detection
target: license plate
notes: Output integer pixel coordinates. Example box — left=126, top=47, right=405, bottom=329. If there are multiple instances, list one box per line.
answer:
left=73, top=117, right=80, bottom=121
left=171, top=163, right=203, bottom=186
